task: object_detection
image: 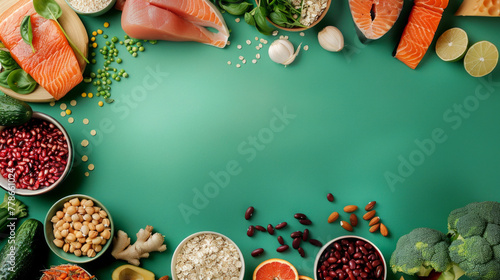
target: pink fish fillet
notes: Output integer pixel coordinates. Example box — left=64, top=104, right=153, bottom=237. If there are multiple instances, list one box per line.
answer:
left=121, top=0, right=229, bottom=48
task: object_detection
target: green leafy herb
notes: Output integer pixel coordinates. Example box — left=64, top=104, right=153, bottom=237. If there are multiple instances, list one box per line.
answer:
left=33, top=0, right=89, bottom=63
left=0, top=50, right=20, bottom=70
left=245, top=5, right=274, bottom=35
left=21, top=16, right=35, bottom=53
left=7, top=69, right=37, bottom=94
left=220, top=1, right=253, bottom=15
left=267, top=0, right=305, bottom=28
left=105, top=98, right=115, bottom=104
left=0, top=69, right=14, bottom=88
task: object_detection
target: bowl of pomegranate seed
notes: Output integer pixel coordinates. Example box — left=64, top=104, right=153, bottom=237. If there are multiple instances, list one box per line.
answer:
left=0, top=112, right=73, bottom=196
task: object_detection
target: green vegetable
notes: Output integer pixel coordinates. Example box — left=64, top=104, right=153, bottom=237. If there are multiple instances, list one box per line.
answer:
left=20, top=16, right=34, bottom=53
left=0, top=219, right=46, bottom=280
left=245, top=5, right=274, bottom=35
left=447, top=201, right=500, bottom=280
left=0, top=95, right=32, bottom=126
left=267, top=0, right=305, bottom=28
left=0, top=194, right=28, bottom=235
left=0, top=70, right=14, bottom=89
left=33, top=0, right=89, bottom=63
left=390, top=201, right=500, bottom=280
left=6, top=69, right=37, bottom=94
left=0, top=51, right=20, bottom=71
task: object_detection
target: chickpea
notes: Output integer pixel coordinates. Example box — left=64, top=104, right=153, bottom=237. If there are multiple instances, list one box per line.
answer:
left=56, top=211, right=64, bottom=219
left=63, top=243, right=70, bottom=252
left=95, top=224, right=104, bottom=233
left=51, top=215, right=60, bottom=223
left=81, top=243, right=90, bottom=253
left=87, top=249, right=96, bottom=258
left=61, top=229, right=69, bottom=238
left=54, top=230, right=62, bottom=240
left=93, top=244, right=102, bottom=252
left=53, top=239, right=64, bottom=248
left=66, top=206, right=77, bottom=215
left=74, top=250, right=82, bottom=257
left=69, top=198, right=80, bottom=206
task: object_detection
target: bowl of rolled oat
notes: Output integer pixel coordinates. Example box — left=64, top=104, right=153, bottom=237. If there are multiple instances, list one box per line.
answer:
left=171, top=231, right=245, bottom=280
left=257, top=0, right=331, bottom=31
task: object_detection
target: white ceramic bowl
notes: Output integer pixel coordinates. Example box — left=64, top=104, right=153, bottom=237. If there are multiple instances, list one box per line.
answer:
left=0, top=112, right=73, bottom=196
left=314, top=235, right=387, bottom=280
left=171, top=231, right=245, bottom=280
left=64, top=0, right=117, bottom=16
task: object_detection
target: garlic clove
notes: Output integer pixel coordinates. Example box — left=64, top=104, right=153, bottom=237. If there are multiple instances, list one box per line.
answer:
left=269, top=39, right=301, bottom=66
left=318, top=26, right=344, bottom=52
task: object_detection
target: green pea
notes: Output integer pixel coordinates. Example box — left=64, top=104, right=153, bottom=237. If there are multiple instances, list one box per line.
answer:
left=126, top=46, right=131, bottom=51
left=124, top=35, right=130, bottom=39
left=91, top=52, right=96, bottom=57
left=90, top=72, right=96, bottom=78
left=96, top=93, right=101, bottom=97
left=115, top=77, right=121, bottom=82
left=132, top=52, right=138, bottom=57
left=119, top=41, right=124, bottom=45
left=112, top=36, right=118, bottom=43
left=107, top=80, right=112, bottom=85
left=123, top=73, right=129, bottom=78
left=132, top=47, right=138, bottom=52
left=91, top=59, right=96, bottom=64
left=96, top=80, right=101, bottom=85
left=139, top=46, right=145, bottom=52
left=103, top=34, right=108, bottom=39
left=137, top=42, right=142, bottom=47
left=112, top=73, right=117, bottom=79
left=116, top=58, right=122, bottom=64
left=103, top=55, right=108, bottom=60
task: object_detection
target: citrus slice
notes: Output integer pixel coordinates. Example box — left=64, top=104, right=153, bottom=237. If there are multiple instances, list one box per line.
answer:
left=435, top=27, right=468, bottom=62
left=253, top=258, right=299, bottom=280
left=299, top=276, right=314, bottom=280
left=464, top=41, right=499, bottom=77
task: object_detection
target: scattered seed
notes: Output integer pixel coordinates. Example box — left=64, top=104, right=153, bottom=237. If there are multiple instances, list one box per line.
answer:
left=272, top=30, right=279, bottom=36
left=340, top=221, right=353, bottom=231
left=239, top=56, right=244, bottom=60
left=246, top=40, right=251, bottom=45
left=82, top=155, right=88, bottom=162
left=275, top=222, right=287, bottom=229
left=327, top=193, right=334, bottom=202
left=227, top=41, right=231, bottom=46
left=68, top=117, right=74, bottom=124
left=300, top=32, right=305, bottom=36
left=327, top=212, right=339, bottom=223
left=256, top=53, right=261, bottom=59
left=350, top=213, right=358, bottom=227
left=252, top=59, right=257, bottom=64
left=98, top=101, right=104, bottom=107
left=369, top=216, right=381, bottom=226
left=60, top=111, right=66, bottom=117
left=259, top=43, right=263, bottom=48
left=363, top=210, right=376, bottom=220
left=83, top=118, right=89, bottom=125
left=50, top=101, right=55, bottom=106
left=90, top=130, right=97, bottom=136
left=304, top=45, right=309, bottom=51
left=343, top=205, right=358, bottom=213
left=236, top=64, right=241, bottom=68
left=81, top=139, right=89, bottom=147
left=242, top=59, right=246, bottom=64
left=237, top=45, right=242, bottom=49
left=365, top=201, right=376, bottom=211
left=380, top=223, right=389, bottom=237
left=70, top=100, right=77, bottom=106
left=255, top=46, right=260, bottom=50
left=227, top=61, right=232, bottom=65
left=245, top=206, right=254, bottom=220
left=235, top=18, right=241, bottom=23
left=369, top=223, right=380, bottom=233
left=103, top=22, right=110, bottom=28
left=88, top=164, right=95, bottom=171
left=255, top=36, right=259, bottom=41
left=81, top=92, right=87, bottom=98
left=255, top=225, right=266, bottom=232
left=84, top=172, right=89, bottom=177
left=251, top=248, right=264, bottom=257
left=60, top=103, right=67, bottom=110
left=88, top=93, right=93, bottom=98
left=65, top=109, right=72, bottom=115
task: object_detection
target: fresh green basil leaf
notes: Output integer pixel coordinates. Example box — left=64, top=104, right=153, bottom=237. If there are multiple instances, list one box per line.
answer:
left=0, top=69, right=14, bottom=88
left=21, top=16, right=35, bottom=53
left=244, top=11, right=256, bottom=26
left=254, top=6, right=274, bottom=35
left=0, top=51, right=20, bottom=71
left=105, top=98, right=114, bottom=104
left=33, top=0, right=62, bottom=20
left=7, top=69, right=37, bottom=94
left=221, top=2, right=253, bottom=15
left=269, top=11, right=288, bottom=26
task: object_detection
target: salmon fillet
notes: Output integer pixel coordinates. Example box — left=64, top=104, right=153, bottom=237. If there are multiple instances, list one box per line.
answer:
left=349, top=0, right=404, bottom=42
left=121, top=0, right=229, bottom=48
left=0, top=0, right=83, bottom=100
left=394, top=0, right=449, bottom=69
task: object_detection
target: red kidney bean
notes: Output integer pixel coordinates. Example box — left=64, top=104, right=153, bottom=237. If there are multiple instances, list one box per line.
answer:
left=299, top=219, right=312, bottom=225
left=298, top=247, right=305, bottom=258
left=327, top=193, right=334, bottom=202
left=292, top=238, right=301, bottom=249
left=277, top=236, right=284, bottom=245
left=276, top=245, right=289, bottom=252
left=309, top=239, right=323, bottom=247
left=247, top=225, right=255, bottom=237
left=294, top=213, right=307, bottom=219
left=267, top=224, right=275, bottom=235
left=290, top=231, right=302, bottom=238
left=245, top=206, right=254, bottom=220
left=0, top=119, right=68, bottom=190
left=255, top=225, right=266, bottom=232
left=275, top=222, right=287, bottom=229
left=375, top=266, right=383, bottom=278
left=302, top=229, right=309, bottom=241
left=251, top=248, right=264, bottom=257
left=372, top=260, right=381, bottom=267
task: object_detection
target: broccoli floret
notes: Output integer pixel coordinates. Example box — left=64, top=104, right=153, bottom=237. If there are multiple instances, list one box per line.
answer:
left=390, top=228, right=452, bottom=276
left=447, top=201, right=500, bottom=280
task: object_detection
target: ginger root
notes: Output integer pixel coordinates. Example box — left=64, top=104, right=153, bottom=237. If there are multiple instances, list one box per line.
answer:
left=111, top=225, right=167, bottom=266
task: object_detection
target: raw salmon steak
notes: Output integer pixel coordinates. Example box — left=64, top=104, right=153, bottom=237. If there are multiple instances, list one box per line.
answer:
left=394, top=0, right=449, bottom=69
left=0, top=0, right=83, bottom=100
left=121, top=0, right=229, bottom=48
left=349, top=0, right=404, bottom=43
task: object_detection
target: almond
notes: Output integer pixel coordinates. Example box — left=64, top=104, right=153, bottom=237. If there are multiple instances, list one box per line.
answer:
left=369, top=216, right=381, bottom=226
left=363, top=210, right=376, bottom=220
left=328, top=212, right=340, bottom=223
left=369, top=223, right=380, bottom=233
left=350, top=214, right=358, bottom=227
left=343, top=205, right=358, bottom=213
left=365, top=201, right=376, bottom=211
left=340, top=221, right=353, bottom=231
left=380, top=223, right=389, bottom=237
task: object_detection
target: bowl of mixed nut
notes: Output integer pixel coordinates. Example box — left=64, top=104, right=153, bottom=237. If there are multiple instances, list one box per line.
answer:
left=44, top=194, right=114, bottom=263
left=257, top=0, right=331, bottom=31
left=314, top=235, right=387, bottom=280
left=0, top=112, right=73, bottom=196
left=171, top=231, right=245, bottom=280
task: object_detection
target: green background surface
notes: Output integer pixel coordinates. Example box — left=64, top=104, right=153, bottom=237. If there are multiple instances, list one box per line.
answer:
left=1, top=0, right=500, bottom=279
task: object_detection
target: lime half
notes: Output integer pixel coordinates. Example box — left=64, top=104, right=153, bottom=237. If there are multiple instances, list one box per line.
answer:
left=464, top=41, right=499, bottom=77
left=435, top=28, right=468, bottom=62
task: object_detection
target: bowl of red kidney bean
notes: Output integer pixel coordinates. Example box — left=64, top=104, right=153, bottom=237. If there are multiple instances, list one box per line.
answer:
left=314, top=235, right=386, bottom=280
left=0, top=112, right=73, bottom=196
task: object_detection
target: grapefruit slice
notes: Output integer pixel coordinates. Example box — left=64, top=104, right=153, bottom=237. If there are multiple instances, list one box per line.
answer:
left=299, top=276, right=313, bottom=280
left=253, top=258, right=299, bottom=280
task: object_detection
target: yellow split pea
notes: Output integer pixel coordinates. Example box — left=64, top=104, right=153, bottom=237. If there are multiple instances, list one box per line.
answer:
left=81, top=139, right=89, bottom=147
left=88, top=164, right=95, bottom=171
left=82, top=155, right=88, bottom=162
left=83, top=118, right=89, bottom=125
left=90, top=130, right=97, bottom=136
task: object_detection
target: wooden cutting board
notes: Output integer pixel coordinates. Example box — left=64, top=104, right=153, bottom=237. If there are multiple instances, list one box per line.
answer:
left=0, top=0, right=88, bottom=103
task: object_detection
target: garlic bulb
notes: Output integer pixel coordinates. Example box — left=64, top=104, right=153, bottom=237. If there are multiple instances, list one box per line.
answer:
left=318, top=26, right=344, bottom=52
left=268, top=39, right=301, bottom=66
